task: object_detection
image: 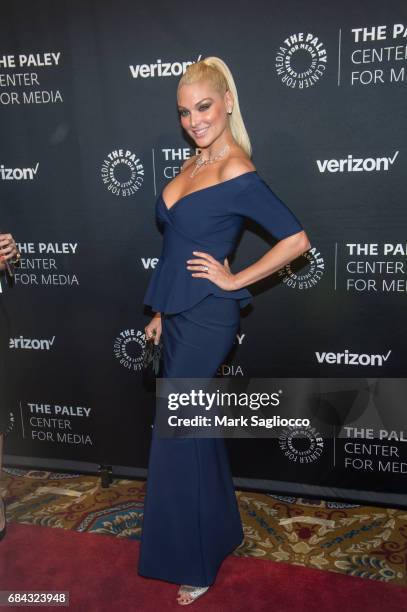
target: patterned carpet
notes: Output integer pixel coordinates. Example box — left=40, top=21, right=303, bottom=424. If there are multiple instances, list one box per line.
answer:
left=1, top=467, right=406, bottom=587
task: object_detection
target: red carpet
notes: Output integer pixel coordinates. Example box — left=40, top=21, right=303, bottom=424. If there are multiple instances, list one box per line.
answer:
left=1, top=523, right=406, bottom=611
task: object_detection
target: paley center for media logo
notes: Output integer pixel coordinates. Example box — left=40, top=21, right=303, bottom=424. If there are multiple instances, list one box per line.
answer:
left=278, top=246, right=325, bottom=289
left=101, top=149, right=145, bottom=197
left=275, top=32, right=327, bottom=88
left=279, top=425, right=324, bottom=464
left=113, top=328, right=146, bottom=371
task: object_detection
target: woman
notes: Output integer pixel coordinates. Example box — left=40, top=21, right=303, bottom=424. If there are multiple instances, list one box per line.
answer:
left=139, top=56, right=311, bottom=605
left=0, top=230, right=20, bottom=541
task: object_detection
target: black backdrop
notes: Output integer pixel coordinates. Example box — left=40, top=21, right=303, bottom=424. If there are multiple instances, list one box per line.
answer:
left=1, top=0, right=407, bottom=506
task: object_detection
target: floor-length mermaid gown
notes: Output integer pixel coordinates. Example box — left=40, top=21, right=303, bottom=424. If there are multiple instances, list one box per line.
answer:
left=138, top=170, right=304, bottom=585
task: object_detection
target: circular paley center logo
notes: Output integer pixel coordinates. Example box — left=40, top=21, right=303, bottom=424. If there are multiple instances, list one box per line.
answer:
left=101, top=149, right=145, bottom=196
left=275, top=32, right=328, bottom=89
left=113, top=329, right=145, bottom=371
left=278, top=246, right=324, bottom=289
left=279, top=426, right=324, bottom=464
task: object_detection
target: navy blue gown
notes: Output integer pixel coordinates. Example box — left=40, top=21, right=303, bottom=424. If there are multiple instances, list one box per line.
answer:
left=138, top=170, right=304, bottom=586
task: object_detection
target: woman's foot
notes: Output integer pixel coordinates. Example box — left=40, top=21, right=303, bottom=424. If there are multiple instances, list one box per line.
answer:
left=177, top=585, right=210, bottom=606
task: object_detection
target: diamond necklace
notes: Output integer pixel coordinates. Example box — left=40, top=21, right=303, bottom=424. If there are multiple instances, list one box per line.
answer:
left=190, top=144, right=230, bottom=178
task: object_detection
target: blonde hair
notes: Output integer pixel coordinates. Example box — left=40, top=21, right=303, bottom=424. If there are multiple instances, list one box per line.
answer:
left=177, top=56, right=252, bottom=159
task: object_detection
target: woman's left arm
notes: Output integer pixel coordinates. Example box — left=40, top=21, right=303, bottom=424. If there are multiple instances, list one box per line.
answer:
left=188, top=172, right=311, bottom=290
left=229, top=175, right=311, bottom=287
left=231, top=230, right=310, bottom=289
left=188, top=229, right=310, bottom=291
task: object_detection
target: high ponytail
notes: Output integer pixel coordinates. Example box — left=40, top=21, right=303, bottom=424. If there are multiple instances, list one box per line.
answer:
left=177, top=56, right=252, bottom=159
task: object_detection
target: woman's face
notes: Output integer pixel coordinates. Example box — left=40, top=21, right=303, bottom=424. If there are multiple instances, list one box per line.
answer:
left=177, top=80, right=232, bottom=148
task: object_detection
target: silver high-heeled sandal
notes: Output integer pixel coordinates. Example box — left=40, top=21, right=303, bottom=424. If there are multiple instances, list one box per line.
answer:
left=177, top=585, right=210, bottom=605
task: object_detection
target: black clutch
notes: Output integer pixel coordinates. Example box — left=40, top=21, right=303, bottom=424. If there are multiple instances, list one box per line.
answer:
left=142, top=334, right=163, bottom=384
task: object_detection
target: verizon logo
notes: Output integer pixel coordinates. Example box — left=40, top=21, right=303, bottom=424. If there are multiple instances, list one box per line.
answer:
left=0, top=162, right=39, bottom=180
left=316, top=151, right=398, bottom=173
left=315, top=349, right=391, bottom=366
left=9, top=335, right=56, bottom=350
left=130, top=55, right=202, bottom=79
left=141, top=257, right=159, bottom=269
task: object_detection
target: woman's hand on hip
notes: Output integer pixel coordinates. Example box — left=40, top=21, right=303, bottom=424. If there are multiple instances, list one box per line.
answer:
left=144, top=313, right=162, bottom=345
left=186, top=251, right=237, bottom=291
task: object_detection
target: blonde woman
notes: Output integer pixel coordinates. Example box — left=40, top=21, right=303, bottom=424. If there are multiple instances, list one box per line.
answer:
left=139, top=57, right=310, bottom=605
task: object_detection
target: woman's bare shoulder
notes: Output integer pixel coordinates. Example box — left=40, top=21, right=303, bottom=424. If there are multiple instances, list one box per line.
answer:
left=220, top=156, right=256, bottom=181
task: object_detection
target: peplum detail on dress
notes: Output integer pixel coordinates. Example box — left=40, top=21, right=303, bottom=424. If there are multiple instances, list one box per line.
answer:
left=143, top=255, right=252, bottom=315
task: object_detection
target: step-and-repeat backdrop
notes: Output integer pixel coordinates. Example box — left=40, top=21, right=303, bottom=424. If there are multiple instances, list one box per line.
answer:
left=1, top=0, right=407, bottom=506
